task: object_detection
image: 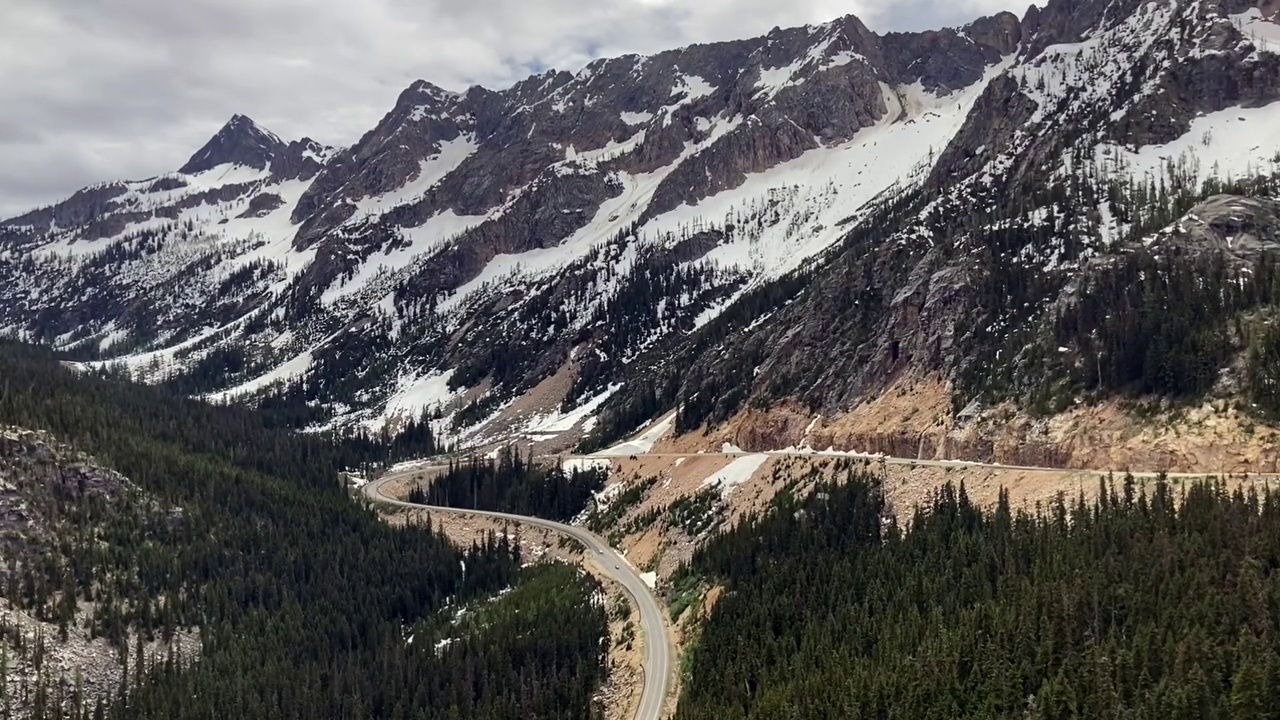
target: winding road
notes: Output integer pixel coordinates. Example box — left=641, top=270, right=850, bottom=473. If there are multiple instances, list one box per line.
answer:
left=360, top=447, right=1277, bottom=720
left=362, top=468, right=673, bottom=720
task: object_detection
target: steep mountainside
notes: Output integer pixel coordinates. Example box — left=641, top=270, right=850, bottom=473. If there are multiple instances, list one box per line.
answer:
left=3, top=0, right=1280, bottom=458
left=0, top=427, right=196, bottom=717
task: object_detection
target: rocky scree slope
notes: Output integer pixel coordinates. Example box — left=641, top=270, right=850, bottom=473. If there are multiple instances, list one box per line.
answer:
left=0, top=427, right=194, bottom=718
left=2, top=0, right=1280, bottom=457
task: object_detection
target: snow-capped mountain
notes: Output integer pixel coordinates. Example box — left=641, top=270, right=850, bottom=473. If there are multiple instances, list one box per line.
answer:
left=3, top=0, right=1280, bottom=454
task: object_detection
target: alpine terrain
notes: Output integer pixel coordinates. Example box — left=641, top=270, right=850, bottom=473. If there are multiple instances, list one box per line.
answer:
left=4, top=0, right=1280, bottom=467
left=8, top=0, right=1280, bottom=719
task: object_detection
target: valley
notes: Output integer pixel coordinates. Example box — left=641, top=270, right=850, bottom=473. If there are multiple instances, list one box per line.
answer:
left=4, top=0, right=1280, bottom=716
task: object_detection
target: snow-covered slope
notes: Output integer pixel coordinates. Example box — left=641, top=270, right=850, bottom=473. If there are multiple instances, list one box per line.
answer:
left=3, top=0, right=1280, bottom=451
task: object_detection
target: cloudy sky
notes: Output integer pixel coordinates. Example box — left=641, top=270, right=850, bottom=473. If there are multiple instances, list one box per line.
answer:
left=0, top=0, right=1021, bottom=219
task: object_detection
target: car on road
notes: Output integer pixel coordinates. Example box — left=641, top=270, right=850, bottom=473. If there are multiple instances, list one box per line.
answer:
left=615, top=564, right=620, bottom=570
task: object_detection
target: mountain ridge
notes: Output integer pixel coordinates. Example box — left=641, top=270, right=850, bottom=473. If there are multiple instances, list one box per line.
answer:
left=2, top=0, right=1279, bottom=463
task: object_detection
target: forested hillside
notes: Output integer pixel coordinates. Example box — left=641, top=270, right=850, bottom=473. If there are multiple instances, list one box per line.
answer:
left=0, top=341, right=607, bottom=720
left=677, top=472, right=1280, bottom=719
left=406, top=449, right=606, bottom=521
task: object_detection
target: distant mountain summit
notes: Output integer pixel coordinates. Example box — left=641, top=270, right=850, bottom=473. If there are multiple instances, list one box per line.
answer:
left=179, top=114, right=288, bottom=174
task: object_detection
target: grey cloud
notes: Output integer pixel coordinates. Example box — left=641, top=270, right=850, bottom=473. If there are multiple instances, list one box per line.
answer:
left=0, top=0, right=1022, bottom=219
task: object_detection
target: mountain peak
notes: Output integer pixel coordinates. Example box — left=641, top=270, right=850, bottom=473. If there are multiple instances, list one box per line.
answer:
left=179, top=114, right=287, bottom=175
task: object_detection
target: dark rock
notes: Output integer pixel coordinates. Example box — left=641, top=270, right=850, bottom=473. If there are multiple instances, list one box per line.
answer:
left=642, top=115, right=820, bottom=221
left=667, top=230, right=725, bottom=263
left=926, top=75, right=1037, bottom=190
left=147, top=176, right=188, bottom=193
left=1115, top=26, right=1280, bottom=147
left=269, top=138, right=331, bottom=182
left=397, top=169, right=624, bottom=301
left=965, top=12, right=1024, bottom=55
left=1155, top=195, right=1280, bottom=265
left=2, top=183, right=128, bottom=230
left=180, top=114, right=288, bottom=175
left=238, top=192, right=286, bottom=219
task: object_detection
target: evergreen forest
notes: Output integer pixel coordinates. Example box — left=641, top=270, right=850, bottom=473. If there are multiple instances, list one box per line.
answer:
left=0, top=340, right=607, bottom=720
left=407, top=449, right=607, bottom=522
left=678, top=470, right=1280, bottom=720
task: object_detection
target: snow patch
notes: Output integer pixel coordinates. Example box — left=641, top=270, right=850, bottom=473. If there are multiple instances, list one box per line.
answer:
left=378, top=370, right=459, bottom=425
left=206, top=348, right=314, bottom=402
left=596, top=410, right=676, bottom=456
left=563, top=458, right=612, bottom=474
left=700, top=454, right=769, bottom=497
left=521, top=384, right=620, bottom=437
left=646, top=67, right=1007, bottom=283
left=1232, top=9, right=1280, bottom=48
left=1097, top=102, right=1280, bottom=186
left=620, top=111, right=653, bottom=126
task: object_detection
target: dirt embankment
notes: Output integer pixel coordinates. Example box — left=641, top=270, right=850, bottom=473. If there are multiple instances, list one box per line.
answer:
left=663, top=375, right=1280, bottom=474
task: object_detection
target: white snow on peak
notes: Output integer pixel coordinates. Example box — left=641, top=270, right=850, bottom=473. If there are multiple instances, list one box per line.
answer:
left=659, top=74, right=716, bottom=124
left=754, top=36, right=862, bottom=100
left=822, top=49, right=867, bottom=69
left=646, top=65, right=1007, bottom=281
left=755, top=57, right=811, bottom=100
left=677, top=74, right=715, bottom=101
left=302, top=145, right=334, bottom=164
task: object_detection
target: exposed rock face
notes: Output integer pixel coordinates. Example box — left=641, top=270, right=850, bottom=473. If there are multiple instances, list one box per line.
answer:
left=966, top=12, right=1024, bottom=56
left=397, top=170, right=625, bottom=301
left=0, top=427, right=195, bottom=720
left=290, top=82, right=466, bottom=229
left=2, top=183, right=129, bottom=235
left=147, top=176, right=187, bottom=193
left=1114, top=3, right=1280, bottom=146
left=0, top=429, right=131, bottom=553
left=270, top=138, right=332, bottom=182
left=926, top=74, right=1040, bottom=193
left=239, top=192, right=286, bottom=219
left=179, top=114, right=288, bottom=174
left=642, top=116, right=821, bottom=221
left=1148, top=195, right=1280, bottom=266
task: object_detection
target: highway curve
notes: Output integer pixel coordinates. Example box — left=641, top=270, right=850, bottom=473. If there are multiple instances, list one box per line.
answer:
left=362, top=469, right=673, bottom=720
